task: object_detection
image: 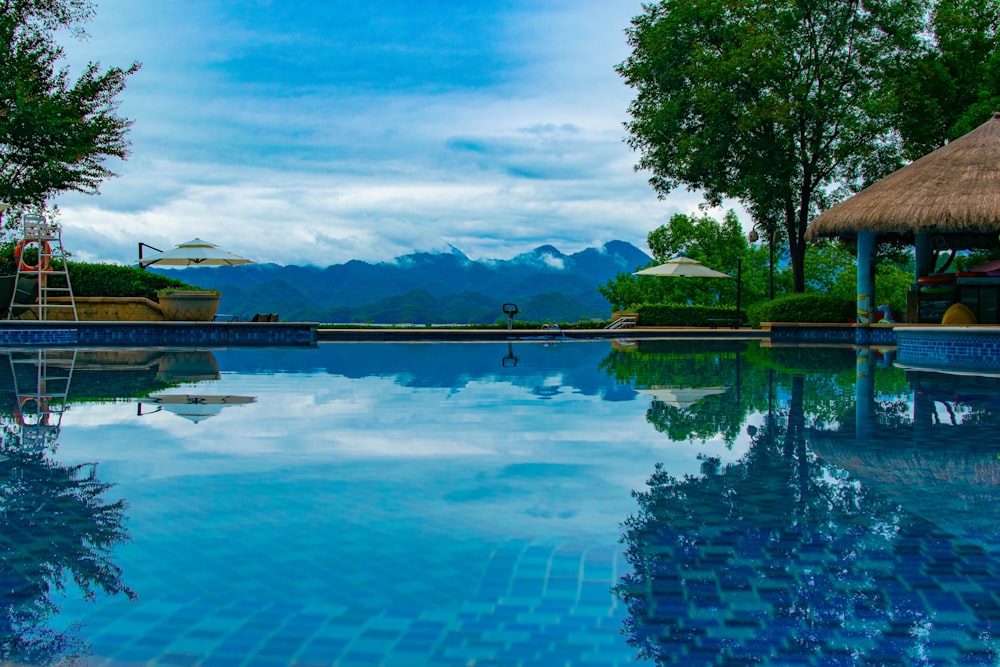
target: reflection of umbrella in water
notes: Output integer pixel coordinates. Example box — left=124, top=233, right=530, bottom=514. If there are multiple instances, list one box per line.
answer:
left=138, top=394, right=256, bottom=423
left=637, top=386, right=728, bottom=410
left=138, top=238, right=254, bottom=267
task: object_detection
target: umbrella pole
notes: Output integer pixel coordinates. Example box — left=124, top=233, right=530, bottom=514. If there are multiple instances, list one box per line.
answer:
left=138, top=242, right=163, bottom=270
left=736, top=257, right=742, bottom=324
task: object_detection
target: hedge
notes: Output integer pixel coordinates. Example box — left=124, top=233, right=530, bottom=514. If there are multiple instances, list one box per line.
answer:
left=635, top=303, right=744, bottom=327
left=746, top=293, right=855, bottom=327
left=0, top=242, right=197, bottom=299
left=59, top=262, right=195, bottom=300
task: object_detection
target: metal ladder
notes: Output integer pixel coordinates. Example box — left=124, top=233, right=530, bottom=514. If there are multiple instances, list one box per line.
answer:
left=9, top=349, right=77, bottom=452
left=9, top=215, right=78, bottom=321
left=604, top=316, right=636, bottom=329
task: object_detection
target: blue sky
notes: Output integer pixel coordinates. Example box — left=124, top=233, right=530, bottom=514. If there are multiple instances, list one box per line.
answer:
left=53, top=0, right=734, bottom=267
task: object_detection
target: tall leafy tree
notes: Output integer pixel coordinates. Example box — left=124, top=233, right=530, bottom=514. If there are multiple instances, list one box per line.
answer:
left=617, top=0, right=926, bottom=292
left=892, top=0, right=1000, bottom=158
left=0, top=0, right=139, bottom=218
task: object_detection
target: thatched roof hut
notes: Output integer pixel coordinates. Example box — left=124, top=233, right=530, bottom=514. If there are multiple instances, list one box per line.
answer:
left=806, top=112, right=1000, bottom=247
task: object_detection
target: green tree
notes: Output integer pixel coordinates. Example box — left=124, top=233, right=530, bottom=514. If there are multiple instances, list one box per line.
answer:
left=892, top=0, right=1000, bottom=158
left=617, top=0, right=925, bottom=293
left=0, top=0, right=140, bottom=219
left=804, top=239, right=914, bottom=316
left=599, top=209, right=767, bottom=310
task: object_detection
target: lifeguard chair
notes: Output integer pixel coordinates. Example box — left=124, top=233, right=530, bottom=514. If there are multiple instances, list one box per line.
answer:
left=8, top=214, right=77, bottom=320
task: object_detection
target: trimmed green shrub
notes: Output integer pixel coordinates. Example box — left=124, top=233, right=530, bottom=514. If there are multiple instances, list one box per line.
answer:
left=0, top=242, right=196, bottom=299
left=747, top=293, right=855, bottom=327
left=67, top=262, right=195, bottom=299
left=49, top=262, right=195, bottom=300
left=635, top=303, right=743, bottom=327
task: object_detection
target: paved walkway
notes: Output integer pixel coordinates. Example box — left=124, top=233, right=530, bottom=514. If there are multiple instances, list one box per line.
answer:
left=315, top=326, right=769, bottom=342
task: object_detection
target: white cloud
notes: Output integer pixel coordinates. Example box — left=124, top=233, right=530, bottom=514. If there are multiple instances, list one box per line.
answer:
left=50, top=0, right=749, bottom=267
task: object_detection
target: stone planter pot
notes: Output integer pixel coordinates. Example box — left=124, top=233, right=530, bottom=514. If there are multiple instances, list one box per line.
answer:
left=157, top=291, right=221, bottom=321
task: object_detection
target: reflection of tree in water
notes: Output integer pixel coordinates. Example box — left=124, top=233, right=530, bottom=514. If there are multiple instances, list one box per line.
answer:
left=600, top=341, right=863, bottom=446
left=613, top=373, right=1000, bottom=666
left=0, top=422, right=134, bottom=665
left=600, top=341, right=760, bottom=446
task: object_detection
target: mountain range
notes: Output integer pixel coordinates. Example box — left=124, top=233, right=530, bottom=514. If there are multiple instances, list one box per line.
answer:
left=153, top=241, right=652, bottom=324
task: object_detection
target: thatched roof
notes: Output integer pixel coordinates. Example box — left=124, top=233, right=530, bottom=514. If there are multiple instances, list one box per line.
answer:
left=806, top=112, right=1000, bottom=241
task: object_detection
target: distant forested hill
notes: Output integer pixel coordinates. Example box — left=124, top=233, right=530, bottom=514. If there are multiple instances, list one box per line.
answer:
left=152, top=241, right=651, bottom=324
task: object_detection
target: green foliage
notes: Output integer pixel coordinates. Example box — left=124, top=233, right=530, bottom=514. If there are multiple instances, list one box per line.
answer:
left=891, top=0, right=1000, bottom=158
left=646, top=210, right=746, bottom=265
left=618, top=0, right=926, bottom=291
left=0, top=243, right=196, bottom=299
left=636, top=303, right=743, bottom=327
left=0, top=0, right=140, bottom=218
left=801, top=240, right=913, bottom=316
left=600, top=210, right=763, bottom=312
left=955, top=248, right=1000, bottom=271
left=53, top=262, right=193, bottom=299
left=606, top=225, right=915, bottom=320
left=599, top=340, right=762, bottom=447
left=873, top=262, right=914, bottom=318
left=747, top=293, right=855, bottom=327
left=0, top=239, right=18, bottom=275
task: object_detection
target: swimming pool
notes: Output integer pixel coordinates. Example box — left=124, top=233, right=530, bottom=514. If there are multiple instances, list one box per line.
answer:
left=1, top=340, right=999, bottom=665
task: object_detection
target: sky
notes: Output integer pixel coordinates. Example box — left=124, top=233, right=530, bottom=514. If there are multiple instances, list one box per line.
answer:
left=50, top=0, right=739, bottom=267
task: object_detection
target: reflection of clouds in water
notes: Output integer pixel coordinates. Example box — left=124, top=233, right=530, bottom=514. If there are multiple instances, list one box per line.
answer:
left=63, top=370, right=756, bottom=470
left=54, top=368, right=758, bottom=540
left=70, top=382, right=633, bottom=458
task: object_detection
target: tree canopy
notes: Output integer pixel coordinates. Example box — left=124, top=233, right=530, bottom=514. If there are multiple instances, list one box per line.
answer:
left=892, top=0, right=1000, bottom=158
left=600, top=210, right=764, bottom=310
left=618, top=0, right=928, bottom=292
left=0, top=0, right=139, bottom=219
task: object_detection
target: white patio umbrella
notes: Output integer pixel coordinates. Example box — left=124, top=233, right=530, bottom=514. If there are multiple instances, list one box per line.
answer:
left=634, top=256, right=732, bottom=279
left=138, top=238, right=254, bottom=267
left=634, top=255, right=743, bottom=319
left=138, top=394, right=256, bottom=423
left=636, top=386, right=728, bottom=410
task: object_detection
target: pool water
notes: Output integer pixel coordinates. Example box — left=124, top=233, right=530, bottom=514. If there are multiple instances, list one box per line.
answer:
left=1, top=340, right=999, bottom=665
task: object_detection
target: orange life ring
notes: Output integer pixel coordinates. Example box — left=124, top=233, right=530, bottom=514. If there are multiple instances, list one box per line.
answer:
left=14, top=396, right=48, bottom=424
left=14, top=239, right=52, bottom=272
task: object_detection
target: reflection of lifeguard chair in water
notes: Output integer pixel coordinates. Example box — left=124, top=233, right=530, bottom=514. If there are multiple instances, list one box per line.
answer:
left=9, top=350, right=77, bottom=451
left=7, top=214, right=78, bottom=321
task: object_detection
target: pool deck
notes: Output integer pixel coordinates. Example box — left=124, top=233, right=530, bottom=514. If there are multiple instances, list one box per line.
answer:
left=314, top=326, right=770, bottom=341
left=0, top=320, right=998, bottom=370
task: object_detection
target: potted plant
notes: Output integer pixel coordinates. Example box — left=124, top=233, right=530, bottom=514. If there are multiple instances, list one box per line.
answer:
left=156, top=288, right=221, bottom=321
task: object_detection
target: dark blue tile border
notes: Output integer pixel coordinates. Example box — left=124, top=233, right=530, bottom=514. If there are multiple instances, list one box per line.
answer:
left=895, top=326, right=1000, bottom=371
left=767, top=324, right=898, bottom=346
left=0, top=322, right=317, bottom=347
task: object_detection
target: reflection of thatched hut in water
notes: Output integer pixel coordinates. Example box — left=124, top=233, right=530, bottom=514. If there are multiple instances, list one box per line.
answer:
left=811, top=369, right=1000, bottom=552
left=809, top=429, right=1000, bottom=552
left=806, top=112, right=1000, bottom=323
